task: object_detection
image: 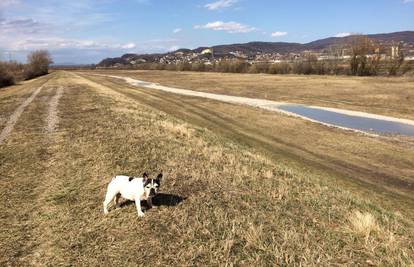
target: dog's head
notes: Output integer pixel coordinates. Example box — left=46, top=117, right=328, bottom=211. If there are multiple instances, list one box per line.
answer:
left=143, top=172, right=162, bottom=198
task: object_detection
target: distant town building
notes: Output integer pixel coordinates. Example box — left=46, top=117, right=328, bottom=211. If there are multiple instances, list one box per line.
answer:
left=391, top=46, right=399, bottom=59
left=201, top=49, right=212, bottom=55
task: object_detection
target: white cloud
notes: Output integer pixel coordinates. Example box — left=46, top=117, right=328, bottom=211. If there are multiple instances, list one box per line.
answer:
left=168, top=45, right=180, bottom=51
left=0, top=18, right=48, bottom=34
left=121, top=43, right=136, bottom=49
left=0, top=1, right=123, bottom=58
left=0, top=0, right=20, bottom=9
left=0, top=1, right=184, bottom=63
left=335, top=32, right=351, bottom=37
left=194, top=21, right=255, bottom=33
left=403, top=0, right=414, bottom=3
left=0, top=35, right=138, bottom=52
left=204, top=0, right=238, bottom=10
left=173, top=28, right=182, bottom=34
left=271, top=31, right=287, bottom=37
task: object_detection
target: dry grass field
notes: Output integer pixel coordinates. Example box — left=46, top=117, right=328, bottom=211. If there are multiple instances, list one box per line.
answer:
left=81, top=70, right=414, bottom=120
left=1, top=70, right=413, bottom=265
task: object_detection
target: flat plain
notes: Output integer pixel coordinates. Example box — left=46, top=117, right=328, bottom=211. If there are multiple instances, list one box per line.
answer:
left=0, top=70, right=413, bottom=265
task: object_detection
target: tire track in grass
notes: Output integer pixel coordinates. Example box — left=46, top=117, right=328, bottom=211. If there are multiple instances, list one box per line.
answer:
left=0, top=85, right=44, bottom=144
left=46, top=86, right=64, bottom=134
left=28, top=85, right=66, bottom=265
left=0, top=83, right=56, bottom=265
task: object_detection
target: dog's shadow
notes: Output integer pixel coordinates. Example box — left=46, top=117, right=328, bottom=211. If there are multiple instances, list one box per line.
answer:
left=151, top=193, right=186, bottom=207
left=119, top=193, right=186, bottom=210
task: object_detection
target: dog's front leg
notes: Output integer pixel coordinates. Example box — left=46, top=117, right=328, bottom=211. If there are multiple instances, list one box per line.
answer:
left=135, top=199, right=145, bottom=217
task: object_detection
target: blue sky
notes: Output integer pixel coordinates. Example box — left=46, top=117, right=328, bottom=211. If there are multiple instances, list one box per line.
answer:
left=0, top=0, right=413, bottom=64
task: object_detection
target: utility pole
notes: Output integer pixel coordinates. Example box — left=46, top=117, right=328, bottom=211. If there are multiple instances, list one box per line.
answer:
left=4, top=51, right=15, bottom=62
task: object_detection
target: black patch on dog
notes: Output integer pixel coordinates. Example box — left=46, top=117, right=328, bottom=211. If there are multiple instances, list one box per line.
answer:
left=128, top=177, right=134, bottom=182
left=144, top=179, right=151, bottom=186
left=155, top=173, right=163, bottom=184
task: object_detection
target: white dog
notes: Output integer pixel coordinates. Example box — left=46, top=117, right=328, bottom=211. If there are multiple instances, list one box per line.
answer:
left=103, top=172, right=162, bottom=217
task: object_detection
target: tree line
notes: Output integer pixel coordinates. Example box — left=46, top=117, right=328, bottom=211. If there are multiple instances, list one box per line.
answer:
left=0, top=50, right=53, bottom=88
left=119, top=58, right=413, bottom=76
left=115, top=36, right=413, bottom=76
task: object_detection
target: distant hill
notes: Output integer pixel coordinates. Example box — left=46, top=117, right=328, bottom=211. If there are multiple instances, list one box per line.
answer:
left=305, top=31, right=414, bottom=50
left=207, top=31, right=414, bottom=54
left=98, top=31, right=414, bottom=67
left=201, top=42, right=304, bottom=55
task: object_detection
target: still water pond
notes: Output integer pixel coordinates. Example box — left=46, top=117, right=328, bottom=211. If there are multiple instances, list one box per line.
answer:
left=277, top=105, right=414, bottom=137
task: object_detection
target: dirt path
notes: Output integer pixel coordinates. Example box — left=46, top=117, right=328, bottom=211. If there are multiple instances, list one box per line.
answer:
left=0, top=85, right=44, bottom=144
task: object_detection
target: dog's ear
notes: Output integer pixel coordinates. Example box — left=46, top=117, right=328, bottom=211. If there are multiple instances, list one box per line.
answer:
left=155, top=173, right=163, bottom=183
left=143, top=178, right=150, bottom=186
left=143, top=172, right=149, bottom=184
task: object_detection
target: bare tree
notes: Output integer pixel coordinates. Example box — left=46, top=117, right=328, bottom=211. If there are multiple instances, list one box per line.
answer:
left=24, top=50, right=53, bottom=79
left=349, top=35, right=381, bottom=76
left=327, top=44, right=345, bottom=74
left=388, top=43, right=404, bottom=76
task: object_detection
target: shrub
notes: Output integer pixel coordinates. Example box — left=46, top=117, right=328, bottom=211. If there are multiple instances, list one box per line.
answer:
left=0, top=63, right=15, bottom=88
left=191, top=62, right=206, bottom=72
left=268, top=63, right=291, bottom=74
left=248, top=63, right=269, bottom=74
left=387, top=54, right=405, bottom=76
left=177, top=62, right=192, bottom=71
left=400, top=60, right=414, bottom=75
left=0, top=65, right=15, bottom=87
left=213, top=60, right=249, bottom=73
left=24, top=50, right=53, bottom=80
left=230, top=60, right=249, bottom=73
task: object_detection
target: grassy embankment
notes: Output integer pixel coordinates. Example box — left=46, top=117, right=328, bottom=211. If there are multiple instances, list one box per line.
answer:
left=81, top=71, right=414, bottom=202
left=0, top=71, right=413, bottom=265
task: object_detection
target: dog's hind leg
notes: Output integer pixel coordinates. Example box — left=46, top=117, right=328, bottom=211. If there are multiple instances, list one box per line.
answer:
left=103, top=191, right=116, bottom=214
left=114, top=193, right=121, bottom=208
left=147, top=197, right=153, bottom=209
left=103, top=201, right=109, bottom=215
